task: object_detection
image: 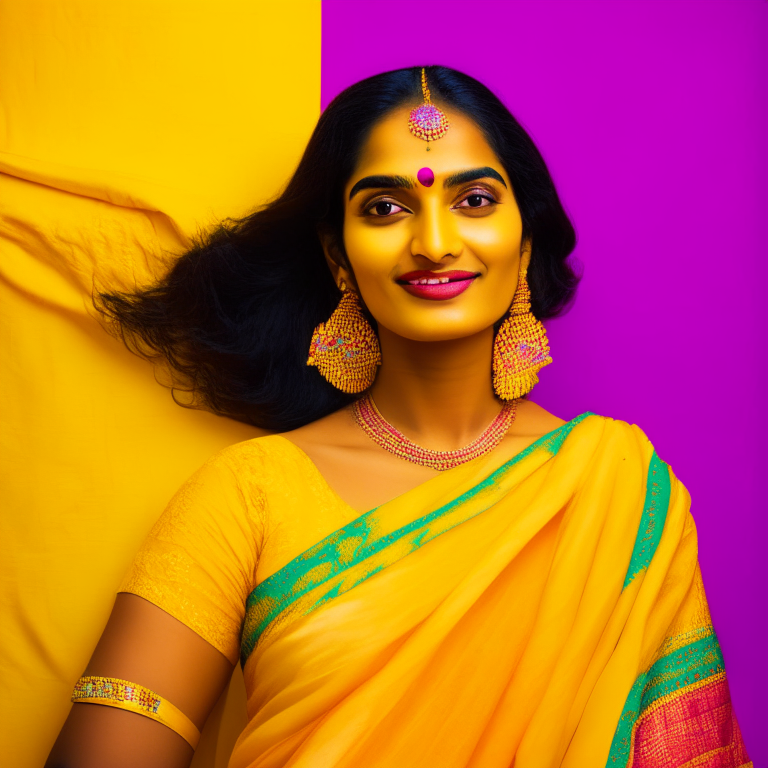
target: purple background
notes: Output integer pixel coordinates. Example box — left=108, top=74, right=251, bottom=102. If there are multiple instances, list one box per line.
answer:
left=322, top=0, right=767, bottom=761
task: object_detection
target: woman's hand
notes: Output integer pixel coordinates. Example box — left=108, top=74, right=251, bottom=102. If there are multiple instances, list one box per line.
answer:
left=45, top=593, right=234, bottom=768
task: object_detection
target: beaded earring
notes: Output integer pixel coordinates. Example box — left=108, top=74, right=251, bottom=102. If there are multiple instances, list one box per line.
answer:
left=307, top=282, right=381, bottom=393
left=492, top=261, right=552, bottom=400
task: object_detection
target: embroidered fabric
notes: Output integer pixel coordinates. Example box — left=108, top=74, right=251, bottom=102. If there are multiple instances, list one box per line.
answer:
left=119, top=437, right=367, bottom=663
left=120, top=446, right=267, bottom=663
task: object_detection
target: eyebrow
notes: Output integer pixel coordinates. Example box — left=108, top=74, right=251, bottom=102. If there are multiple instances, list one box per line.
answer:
left=444, top=167, right=507, bottom=188
left=349, top=174, right=415, bottom=200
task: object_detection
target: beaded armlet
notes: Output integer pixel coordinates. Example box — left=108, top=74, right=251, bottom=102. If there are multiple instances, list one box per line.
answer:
left=71, top=675, right=200, bottom=748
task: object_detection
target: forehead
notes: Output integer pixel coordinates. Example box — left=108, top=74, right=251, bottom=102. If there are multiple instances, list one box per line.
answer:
left=348, top=106, right=505, bottom=186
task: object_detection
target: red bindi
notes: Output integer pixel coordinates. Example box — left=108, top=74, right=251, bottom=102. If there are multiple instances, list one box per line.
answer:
left=417, top=167, right=435, bottom=187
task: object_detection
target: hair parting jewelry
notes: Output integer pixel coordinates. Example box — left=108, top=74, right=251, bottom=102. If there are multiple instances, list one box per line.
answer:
left=354, top=393, right=518, bottom=471
left=408, top=68, right=449, bottom=150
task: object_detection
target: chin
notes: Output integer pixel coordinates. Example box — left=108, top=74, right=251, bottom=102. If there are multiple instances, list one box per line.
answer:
left=384, top=321, right=494, bottom=344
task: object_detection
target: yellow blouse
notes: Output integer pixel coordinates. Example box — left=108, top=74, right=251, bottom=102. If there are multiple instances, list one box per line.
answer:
left=121, top=435, right=365, bottom=665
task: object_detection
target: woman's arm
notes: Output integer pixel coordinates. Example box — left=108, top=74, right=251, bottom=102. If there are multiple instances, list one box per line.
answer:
left=46, top=593, right=234, bottom=768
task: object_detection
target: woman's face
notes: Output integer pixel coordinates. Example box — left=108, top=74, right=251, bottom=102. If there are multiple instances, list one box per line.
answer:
left=340, top=106, right=526, bottom=342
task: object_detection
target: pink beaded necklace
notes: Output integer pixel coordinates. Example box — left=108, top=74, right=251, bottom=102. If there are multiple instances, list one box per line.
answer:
left=353, top=393, right=518, bottom=472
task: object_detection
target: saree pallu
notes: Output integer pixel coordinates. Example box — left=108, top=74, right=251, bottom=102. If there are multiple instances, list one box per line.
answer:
left=233, top=415, right=750, bottom=768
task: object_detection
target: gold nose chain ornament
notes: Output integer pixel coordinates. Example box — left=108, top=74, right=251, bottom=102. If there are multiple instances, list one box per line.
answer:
left=408, top=68, right=449, bottom=151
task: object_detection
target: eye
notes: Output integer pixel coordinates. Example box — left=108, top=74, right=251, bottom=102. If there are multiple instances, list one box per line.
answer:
left=365, top=199, right=407, bottom=217
left=455, top=191, right=496, bottom=209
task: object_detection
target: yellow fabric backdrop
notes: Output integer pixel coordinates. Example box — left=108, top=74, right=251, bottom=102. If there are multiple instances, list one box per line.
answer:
left=0, top=2, right=320, bottom=765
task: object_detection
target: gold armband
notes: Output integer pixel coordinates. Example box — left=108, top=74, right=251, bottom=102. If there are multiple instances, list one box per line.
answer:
left=71, top=675, right=200, bottom=749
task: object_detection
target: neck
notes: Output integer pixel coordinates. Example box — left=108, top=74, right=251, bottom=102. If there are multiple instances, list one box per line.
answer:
left=369, top=325, right=501, bottom=451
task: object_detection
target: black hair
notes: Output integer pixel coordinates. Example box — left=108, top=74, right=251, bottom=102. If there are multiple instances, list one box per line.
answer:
left=97, top=65, right=579, bottom=431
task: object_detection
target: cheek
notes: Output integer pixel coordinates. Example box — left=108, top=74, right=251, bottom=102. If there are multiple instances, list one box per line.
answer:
left=343, top=220, right=410, bottom=283
left=343, top=221, right=410, bottom=330
left=459, top=209, right=523, bottom=263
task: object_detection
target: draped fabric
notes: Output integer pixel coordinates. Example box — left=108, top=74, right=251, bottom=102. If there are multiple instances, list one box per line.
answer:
left=123, top=415, right=750, bottom=767
left=230, top=415, right=750, bottom=767
left=0, top=4, right=320, bottom=765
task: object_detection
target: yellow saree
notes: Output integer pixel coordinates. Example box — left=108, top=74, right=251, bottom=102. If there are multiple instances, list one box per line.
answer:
left=123, top=414, right=751, bottom=767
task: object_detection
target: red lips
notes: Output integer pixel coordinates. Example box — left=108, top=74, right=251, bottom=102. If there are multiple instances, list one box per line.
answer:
left=397, top=270, right=479, bottom=300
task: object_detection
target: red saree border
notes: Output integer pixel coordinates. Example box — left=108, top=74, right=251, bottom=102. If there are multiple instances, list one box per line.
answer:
left=631, top=673, right=751, bottom=768
left=606, top=628, right=751, bottom=768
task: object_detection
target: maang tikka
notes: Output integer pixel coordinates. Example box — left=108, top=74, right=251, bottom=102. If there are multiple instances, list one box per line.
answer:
left=408, top=68, right=449, bottom=150
left=307, top=281, right=381, bottom=393
left=492, top=258, right=552, bottom=400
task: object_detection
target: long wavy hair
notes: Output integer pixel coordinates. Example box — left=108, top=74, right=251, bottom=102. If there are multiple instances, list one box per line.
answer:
left=97, top=65, right=579, bottom=431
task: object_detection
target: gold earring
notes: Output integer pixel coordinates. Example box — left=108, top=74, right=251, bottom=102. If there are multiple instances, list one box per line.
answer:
left=492, top=262, right=552, bottom=400
left=307, top=282, right=381, bottom=393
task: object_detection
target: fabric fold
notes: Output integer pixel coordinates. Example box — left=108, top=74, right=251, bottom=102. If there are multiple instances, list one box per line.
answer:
left=218, top=415, right=750, bottom=768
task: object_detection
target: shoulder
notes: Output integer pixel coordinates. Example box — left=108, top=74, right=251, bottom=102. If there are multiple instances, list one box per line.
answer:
left=162, top=435, right=310, bottom=520
left=198, top=432, right=334, bottom=505
left=279, top=403, right=367, bottom=452
left=585, top=413, right=658, bottom=452
left=534, top=408, right=665, bottom=469
left=508, top=401, right=664, bottom=460
left=513, top=399, right=567, bottom=437
left=208, top=433, right=310, bottom=474
left=568, top=415, right=683, bottom=496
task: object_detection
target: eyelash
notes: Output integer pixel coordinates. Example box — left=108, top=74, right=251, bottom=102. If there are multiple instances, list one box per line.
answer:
left=363, top=188, right=499, bottom=217
left=455, top=188, right=498, bottom=209
left=363, top=198, right=408, bottom=217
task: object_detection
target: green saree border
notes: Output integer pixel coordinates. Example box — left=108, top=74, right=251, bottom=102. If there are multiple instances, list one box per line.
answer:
left=239, top=412, right=594, bottom=663
left=623, top=451, right=671, bottom=589
left=605, top=628, right=723, bottom=767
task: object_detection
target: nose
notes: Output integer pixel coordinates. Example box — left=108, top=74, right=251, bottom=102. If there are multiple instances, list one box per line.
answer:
left=410, top=199, right=463, bottom=263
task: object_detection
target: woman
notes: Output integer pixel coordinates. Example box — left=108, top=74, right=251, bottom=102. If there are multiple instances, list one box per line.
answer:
left=46, top=66, right=751, bottom=768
